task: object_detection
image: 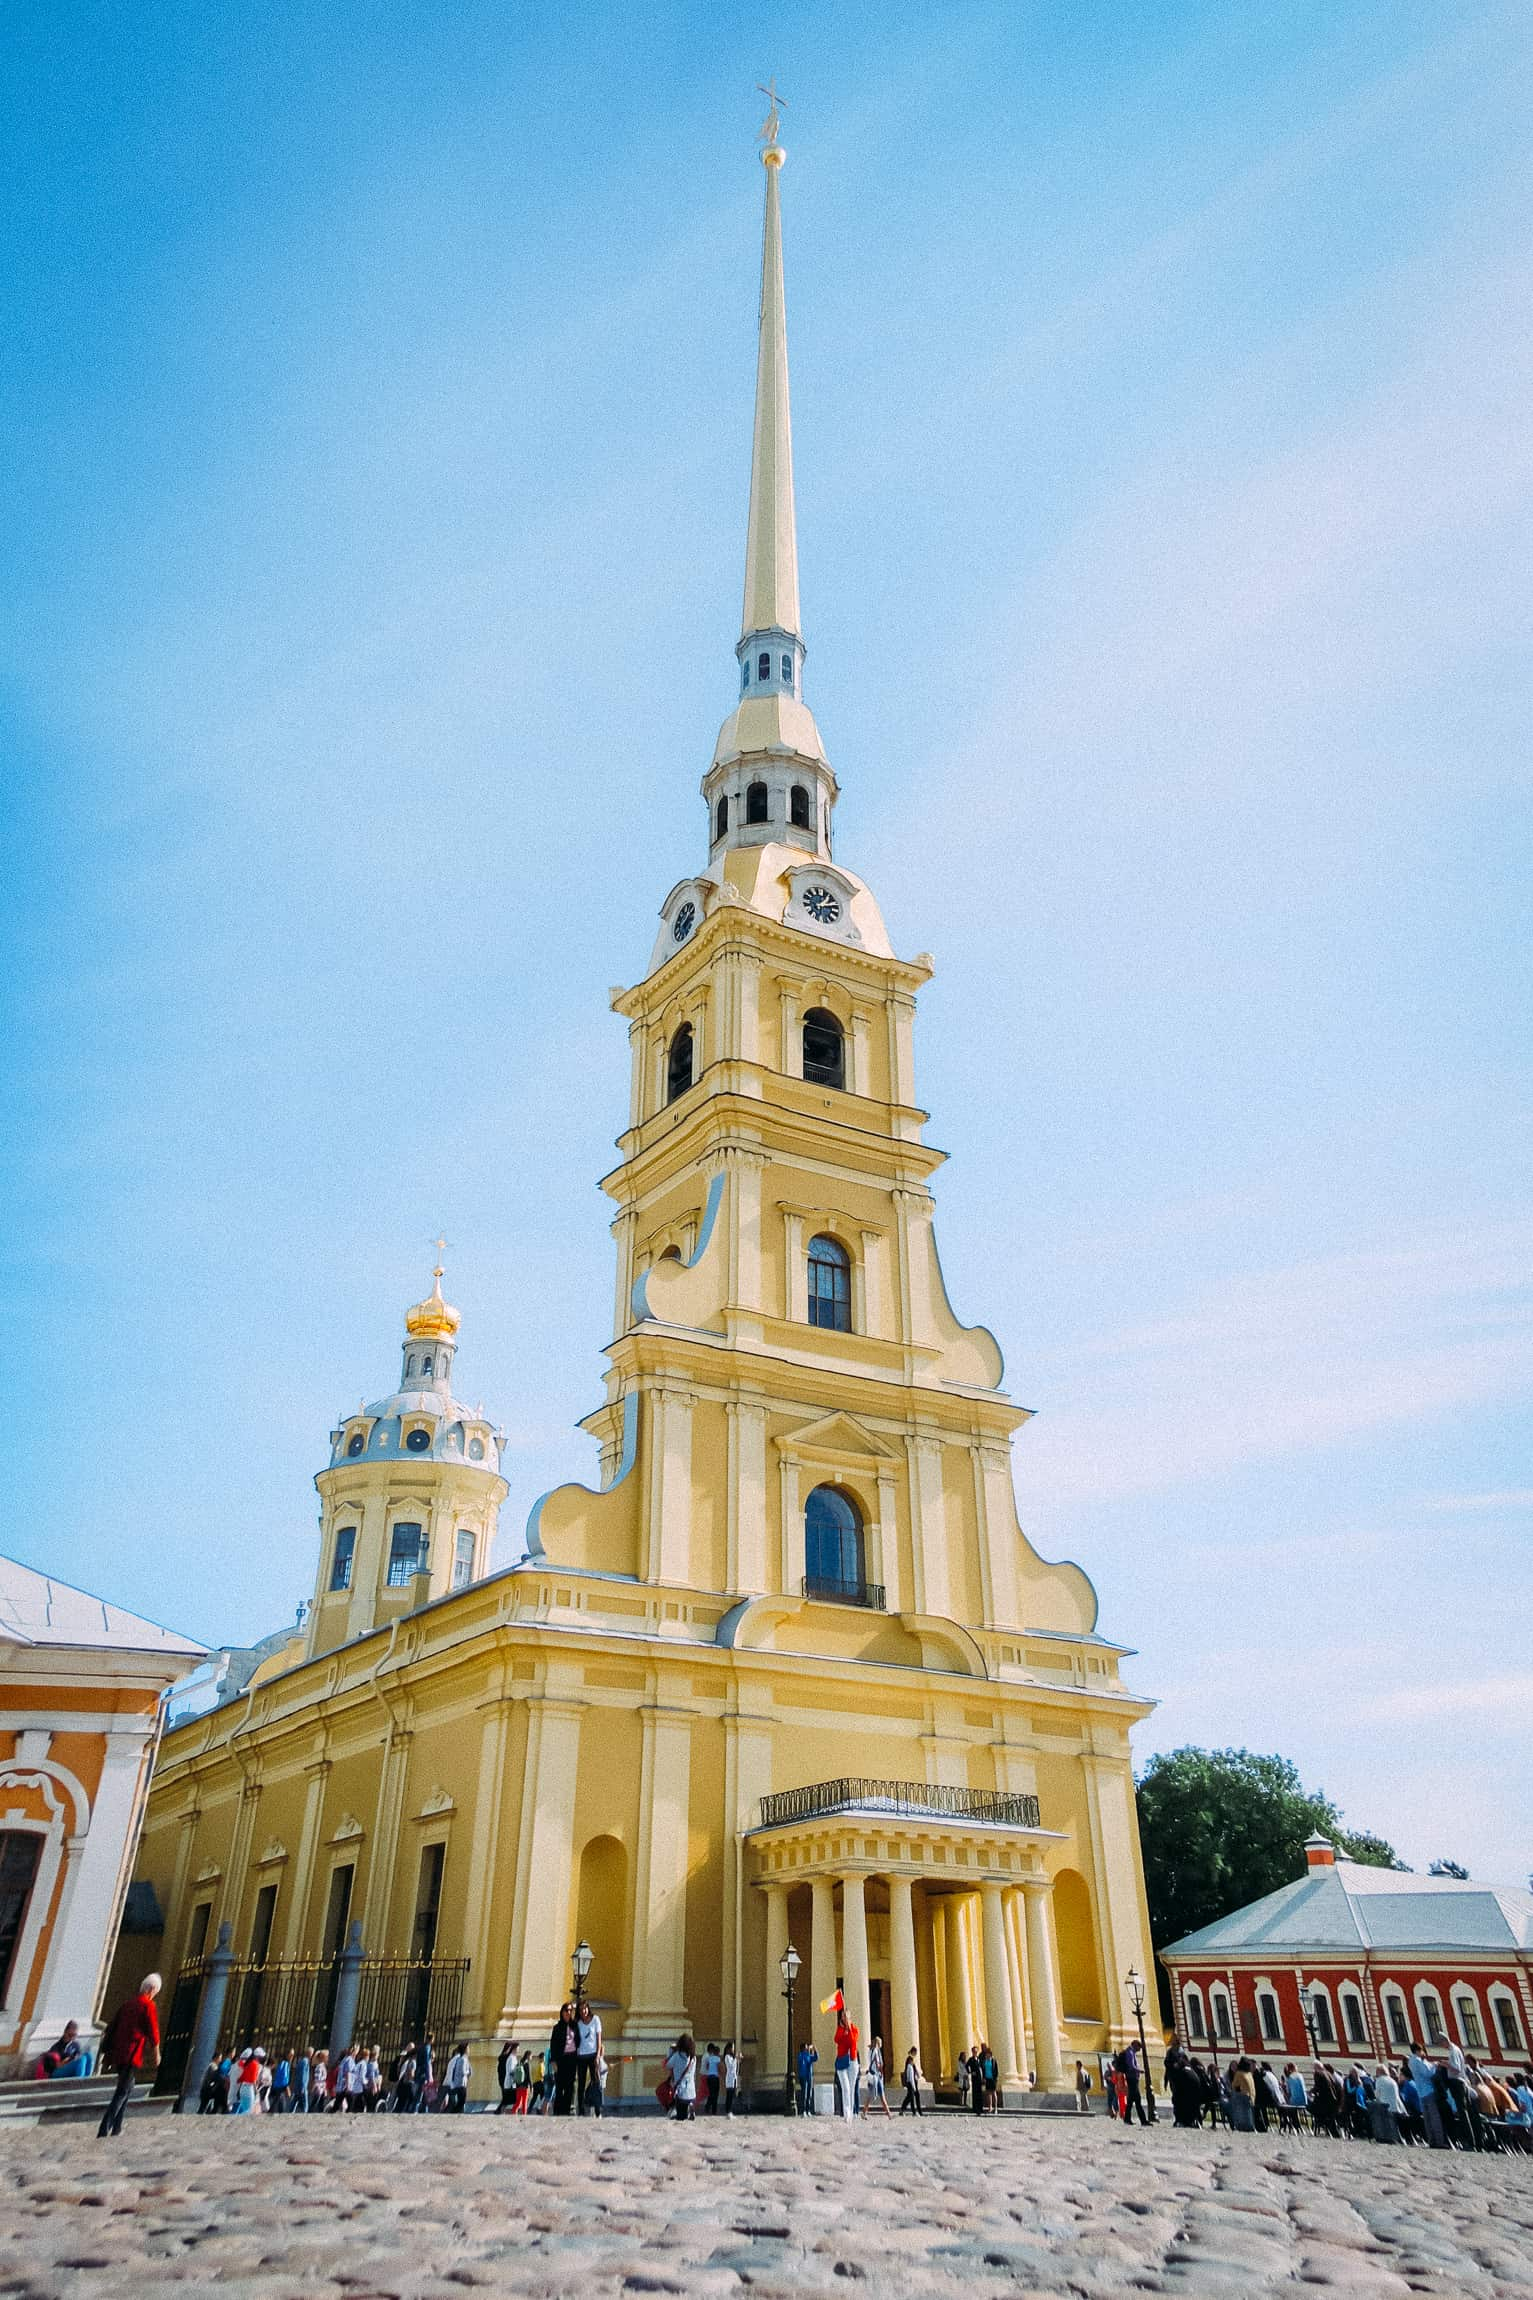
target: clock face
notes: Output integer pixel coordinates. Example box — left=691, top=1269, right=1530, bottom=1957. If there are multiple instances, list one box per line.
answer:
left=803, top=885, right=841, bottom=923
left=672, top=901, right=696, bottom=943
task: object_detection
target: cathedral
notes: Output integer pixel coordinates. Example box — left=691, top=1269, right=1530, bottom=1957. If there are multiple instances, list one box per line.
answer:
left=132, top=122, right=1156, bottom=2102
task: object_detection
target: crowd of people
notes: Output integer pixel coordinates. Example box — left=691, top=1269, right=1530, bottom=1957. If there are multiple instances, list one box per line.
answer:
left=1161, top=2037, right=1533, bottom=2153
left=194, top=2034, right=475, bottom=2113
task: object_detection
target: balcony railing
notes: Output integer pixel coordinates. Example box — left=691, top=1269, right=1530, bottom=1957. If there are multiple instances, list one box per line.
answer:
left=800, top=1574, right=885, bottom=1610
left=758, top=1776, right=1042, bottom=1831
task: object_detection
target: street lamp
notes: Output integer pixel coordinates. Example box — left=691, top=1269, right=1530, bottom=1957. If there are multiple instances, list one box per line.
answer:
left=571, top=1939, right=593, bottom=1998
left=1125, top=1966, right=1158, bottom=2123
left=780, top=1942, right=801, bottom=2115
left=1298, top=1983, right=1321, bottom=2060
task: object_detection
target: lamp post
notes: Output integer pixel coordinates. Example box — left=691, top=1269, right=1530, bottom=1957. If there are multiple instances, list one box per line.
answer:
left=1125, top=1966, right=1158, bottom=2122
left=571, top=1939, right=593, bottom=1999
left=1298, top=1983, right=1321, bottom=2061
left=780, top=1942, right=801, bottom=2115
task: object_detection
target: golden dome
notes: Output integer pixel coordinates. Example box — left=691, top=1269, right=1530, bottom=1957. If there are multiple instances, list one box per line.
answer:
left=405, top=1261, right=460, bottom=1340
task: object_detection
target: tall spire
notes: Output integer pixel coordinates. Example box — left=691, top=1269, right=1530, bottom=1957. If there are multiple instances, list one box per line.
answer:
left=739, top=99, right=801, bottom=686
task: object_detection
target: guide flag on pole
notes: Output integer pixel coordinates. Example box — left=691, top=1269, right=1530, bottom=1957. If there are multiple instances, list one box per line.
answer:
left=819, top=1987, right=845, bottom=2016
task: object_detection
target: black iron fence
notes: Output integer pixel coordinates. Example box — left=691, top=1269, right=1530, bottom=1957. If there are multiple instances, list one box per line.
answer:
left=758, top=1776, right=1042, bottom=1831
left=800, top=1575, right=886, bottom=1610
left=155, top=1953, right=469, bottom=2097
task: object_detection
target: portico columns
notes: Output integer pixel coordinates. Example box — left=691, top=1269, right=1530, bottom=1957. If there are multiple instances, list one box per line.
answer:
left=763, top=1884, right=790, bottom=2079
left=1022, top=1874, right=1065, bottom=2090
left=810, top=1875, right=837, bottom=2068
left=943, top=1895, right=973, bottom=2067
left=841, top=1873, right=870, bottom=2047
left=887, top=1875, right=919, bottom=2068
left=981, top=1883, right=1022, bottom=2092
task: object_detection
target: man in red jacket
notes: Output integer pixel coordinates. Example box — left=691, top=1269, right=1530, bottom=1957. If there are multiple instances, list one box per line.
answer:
left=96, top=1974, right=162, bottom=2137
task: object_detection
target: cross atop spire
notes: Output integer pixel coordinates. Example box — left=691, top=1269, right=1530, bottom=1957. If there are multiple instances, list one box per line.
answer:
left=739, top=89, right=801, bottom=674
left=756, top=78, right=787, bottom=150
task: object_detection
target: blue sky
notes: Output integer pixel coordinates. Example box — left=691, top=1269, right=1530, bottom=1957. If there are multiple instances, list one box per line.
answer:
left=4, top=2, right=1529, bottom=1886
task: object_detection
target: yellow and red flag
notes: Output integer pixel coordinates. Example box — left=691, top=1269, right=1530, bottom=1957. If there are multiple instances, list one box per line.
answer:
left=819, top=1987, right=844, bottom=2016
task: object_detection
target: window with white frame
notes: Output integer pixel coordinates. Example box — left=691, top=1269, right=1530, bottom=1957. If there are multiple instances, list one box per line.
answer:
left=1340, top=1989, right=1369, bottom=2047
left=1308, top=1986, right=1336, bottom=2044
left=451, top=1529, right=475, bottom=1591
left=1383, top=1990, right=1411, bottom=2049
left=1210, top=1987, right=1234, bottom=2042
left=1491, top=1992, right=1525, bottom=2054
left=1417, top=1988, right=1447, bottom=2046
left=1454, top=1990, right=1486, bottom=2052
left=1258, top=1988, right=1283, bottom=2041
left=1183, top=1985, right=1207, bottom=2041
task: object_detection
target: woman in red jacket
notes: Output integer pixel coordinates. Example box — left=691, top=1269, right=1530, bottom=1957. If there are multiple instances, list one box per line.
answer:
left=96, top=1974, right=162, bottom=2138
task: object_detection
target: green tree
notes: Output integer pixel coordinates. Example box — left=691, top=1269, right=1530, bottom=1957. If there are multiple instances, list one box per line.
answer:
left=1136, top=1747, right=1404, bottom=1991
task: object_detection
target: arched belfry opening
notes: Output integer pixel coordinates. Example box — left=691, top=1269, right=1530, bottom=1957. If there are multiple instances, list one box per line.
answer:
left=667, top=1023, right=694, bottom=1102
left=802, top=1007, right=844, bottom=1088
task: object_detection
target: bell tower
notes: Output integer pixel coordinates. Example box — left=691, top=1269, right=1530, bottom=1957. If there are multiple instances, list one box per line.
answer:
left=525, top=123, right=1097, bottom=1654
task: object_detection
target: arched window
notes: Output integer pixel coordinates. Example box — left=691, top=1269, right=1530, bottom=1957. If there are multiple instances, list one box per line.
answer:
left=1381, top=1989, right=1411, bottom=2050
left=666, top=1023, right=694, bottom=1102
left=789, top=783, right=811, bottom=828
left=802, top=1007, right=845, bottom=1088
left=420, top=1354, right=433, bottom=1376
left=804, top=1484, right=864, bottom=1600
left=715, top=795, right=728, bottom=841
left=1416, top=1986, right=1447, bottom=2047
left=741, top=659, right=750, bottom=691
left=1453, top=1990, right=1486, bottom=2051
left=781, top=652, right=793, bottom=685
left=1182, top=1984, right=1207, bottom=2042
left=1307, top=1986, right=1336, bottom=2044
left=387, top=1523, right=425, bottom=1587
left=1210, top=1986, right=1235, bottom=2043
left=1339, top=1987, right=1368, bottom=2047
left=807, top=1233, right=851, bottom=1331
left=1258, top=1988, right=1284, bottom=2043
left=757, top=650, right=771, bottom=681
left=746, top=780, right=769, bottom=824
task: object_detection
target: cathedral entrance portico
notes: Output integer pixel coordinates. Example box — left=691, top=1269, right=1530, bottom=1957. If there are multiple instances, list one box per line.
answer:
left=749, top=1779, right=1069, bottom=2095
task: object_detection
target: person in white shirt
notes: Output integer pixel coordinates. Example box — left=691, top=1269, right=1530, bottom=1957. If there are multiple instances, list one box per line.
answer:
left=702, top=2041, right=722, bottom=2113
left=666, top=2033, right=698, bottom=2121
left=576, top=2001, right=604, bottom=2117
left=722, top=2041, right=740, bottom=2115
left=345, top=2048, right=368, bottom=2111
left=330, top=2047, right=355, bottom=2112
left=443, top=2044, right=471, bottom=2112
left=1371, top=2066, right=1404, bottom=2143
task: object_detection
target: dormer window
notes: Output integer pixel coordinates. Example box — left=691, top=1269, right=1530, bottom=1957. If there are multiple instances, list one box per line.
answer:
left=346, top=1432, right=365, bottom=1458
left=789, top=783, right=810, bottom=829
left=757, top=651, right=770, bottom=681
left=746, top=781, right=769, bottom=824
left=405, top=1427, right=432, bottom=1453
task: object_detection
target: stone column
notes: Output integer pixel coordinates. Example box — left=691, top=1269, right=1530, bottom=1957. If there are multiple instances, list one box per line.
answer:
left=810, top=1875, right=838, bottom=2071
left=1022, top=1876, right=1065, bottom=2090
left=329, top=1918, right=364, bottom=2058
left=887, top=1874, right=919, bottom=2069
left=1005, top=1888, right=1031, bottom=2074
left=763, top=1883, right=790, bottom=2097
left=981, top=1883, right=1022, bottom=2092
left=841, top=1873, right=870, bottom=2049
left=178, top=1920, right=235, bottom=2109
left=943, top=1895, right=973, bottom=2072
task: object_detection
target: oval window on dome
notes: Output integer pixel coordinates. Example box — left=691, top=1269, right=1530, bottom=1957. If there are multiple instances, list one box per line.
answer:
left=346, top=1432, right=365, bottom=1458
left=468, top=1435, right=486, bottom=1461
left=405, top=1427, right=432, bottom=1453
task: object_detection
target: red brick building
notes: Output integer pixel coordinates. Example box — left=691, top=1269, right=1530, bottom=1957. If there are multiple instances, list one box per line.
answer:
left=1160, top=1836, right=1533, bottom=2077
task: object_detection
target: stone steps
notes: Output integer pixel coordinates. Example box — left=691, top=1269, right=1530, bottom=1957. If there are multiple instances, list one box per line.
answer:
left=0, top=2077, right=173, bottom=2127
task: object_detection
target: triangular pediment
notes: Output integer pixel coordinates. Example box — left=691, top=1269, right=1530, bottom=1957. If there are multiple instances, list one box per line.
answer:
left=775, top=1411, right=900, bottom=1464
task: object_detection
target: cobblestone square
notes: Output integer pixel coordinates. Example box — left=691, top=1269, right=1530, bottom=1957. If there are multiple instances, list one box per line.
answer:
left=4, top=2116, right=1532, bottom=2299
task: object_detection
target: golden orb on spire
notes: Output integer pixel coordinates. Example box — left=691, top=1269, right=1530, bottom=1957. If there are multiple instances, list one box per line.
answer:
left=405, top=1237, right=461, bottom=1339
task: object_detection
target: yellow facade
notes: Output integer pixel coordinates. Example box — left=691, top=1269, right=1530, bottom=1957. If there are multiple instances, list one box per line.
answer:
left=130, top=131, right=1158, bottom=2101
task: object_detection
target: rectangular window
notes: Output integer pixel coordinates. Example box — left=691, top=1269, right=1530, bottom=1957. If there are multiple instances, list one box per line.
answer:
left=1456, top=1995, right=1485, bottom=2051
left=1212, top=1992, right=1234, bottom=2041
left=324, top=1864, right=354, bottom=1958
left=1259, top=1992, right=1283, bottom=2040
left=1342, top=1993, right=1368, bottom=2045
left=1185, top=1991, right=1206, bottom=2041
left=413, top=1842, right=445, bottom=1961
left=330, top=1526, right=355, bottom=1591
left=249, top=1881, right=278, bottom=1964
left=387, top=1522, right=425, bottom=1587
left=1421, top=1995, right=1446, bottom=2046
left=1494, top=1997, right=1523, bottom=2051
left=1385, top=1994, right=1410, bottom=2048
left=186, top=1901, right=212, bottom=1965
left=452, top=1529, right=475, bottom=1591
left=0, top=1831, right=43, bottom=2003
left=1311, top=1994, right=1335, bottom=2044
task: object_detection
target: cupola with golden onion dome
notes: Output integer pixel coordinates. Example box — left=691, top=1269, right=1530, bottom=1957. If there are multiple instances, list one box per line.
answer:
left=404, top=1254, right=461, bottom=1341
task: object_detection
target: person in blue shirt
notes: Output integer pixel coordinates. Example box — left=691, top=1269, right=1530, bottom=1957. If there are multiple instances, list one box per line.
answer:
left=796, top=2040, right=818, bottom=2113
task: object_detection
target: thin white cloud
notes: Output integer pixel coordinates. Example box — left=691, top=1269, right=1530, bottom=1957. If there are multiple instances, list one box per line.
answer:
left=1019, top=1217, right=1532, bottom=1505
left=1370, top=1673, right=1533, bottom=1725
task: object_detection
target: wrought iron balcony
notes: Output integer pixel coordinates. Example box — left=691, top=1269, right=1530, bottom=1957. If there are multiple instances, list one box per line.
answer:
left=758, top=1776, right=1042, bottom=1831
left=800, top=1574, right=885, bottom=1610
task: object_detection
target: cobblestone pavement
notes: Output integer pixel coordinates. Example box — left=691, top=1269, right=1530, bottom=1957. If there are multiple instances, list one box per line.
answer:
left=5, top=2114, right=1532, bottom=2299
